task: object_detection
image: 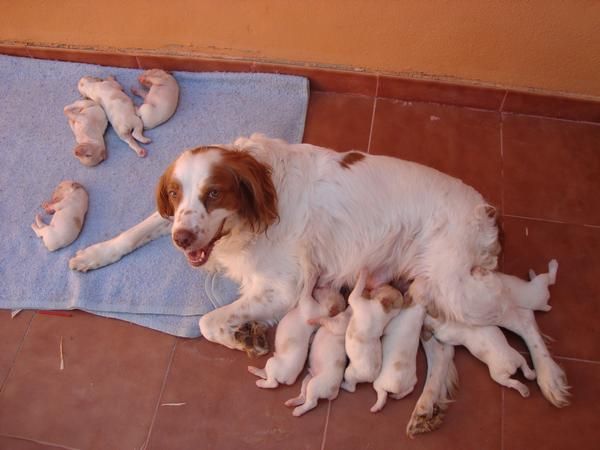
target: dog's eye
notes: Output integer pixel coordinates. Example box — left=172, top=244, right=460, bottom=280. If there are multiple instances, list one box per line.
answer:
left=208, top=189, right=220, bottom=200
left=168, top=190, right=177, bottom=198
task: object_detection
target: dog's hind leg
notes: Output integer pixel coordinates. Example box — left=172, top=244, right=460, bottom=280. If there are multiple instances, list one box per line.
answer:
left=406, top=335, right=456, bottom=438
left=498, top=307, right=569, bottom=407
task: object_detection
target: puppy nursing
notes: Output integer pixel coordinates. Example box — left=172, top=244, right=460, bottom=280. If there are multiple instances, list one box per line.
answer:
left=132, top=69, right=179, bottom=129
left=285, top=307, right=351, bottom=416
left=370, top=303, right=426, bottom=412
left=64, top=99, right=108, bottom=166
left=426, top=315, right=536, bottom=397
left=31, top=181, right=88, bottom=251
left=342, top=269, right=406, bottom=393
left=78, top=76, right=150, bottom=157
left=248, top=285, right=345, bottom=389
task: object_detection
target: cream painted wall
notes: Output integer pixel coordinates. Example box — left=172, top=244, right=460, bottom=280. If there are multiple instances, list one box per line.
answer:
left=1, top=0, right=599, bottom=98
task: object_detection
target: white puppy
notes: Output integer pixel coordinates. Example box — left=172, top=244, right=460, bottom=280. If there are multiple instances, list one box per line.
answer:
left=426, top=315, right=536, bottom=397
left=31, top=181, right=88, bottom=252
left=248, top=285, right=345, bottom=389
left=341, top=269, right=406, bottom=392
left=497, top=259, right=558, bottom=312
left=285, top=307, right=351, bottom=416
left=132, top=69, right=180, bottom=129
left=64, top=99, right=108, bottom=166
left=370, top=303, right=426, bottom=412
left=78, top=76, right=150, bottom=157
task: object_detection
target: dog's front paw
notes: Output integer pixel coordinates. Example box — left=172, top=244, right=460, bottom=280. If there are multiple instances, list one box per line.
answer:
left=234, top=321, right=269, bottom=357
left=537, top=360, right=570, bottom=407
left=69, top=242, right=122, bottom=272
left=406, top=404, right=445, bottom=438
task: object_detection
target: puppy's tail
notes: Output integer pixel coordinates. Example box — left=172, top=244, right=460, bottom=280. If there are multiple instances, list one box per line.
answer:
left=370, top=386, right=388, bottom=413
left=348, top=269, right=368, bottom=305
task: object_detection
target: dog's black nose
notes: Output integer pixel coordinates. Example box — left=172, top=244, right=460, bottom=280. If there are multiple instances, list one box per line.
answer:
left=173, top=229, right=196, bottom=249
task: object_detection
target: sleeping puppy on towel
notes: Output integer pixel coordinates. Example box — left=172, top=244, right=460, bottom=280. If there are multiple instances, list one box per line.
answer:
left=64, top=99, right=108, bottom=166
left=78, top=75, right=150, bottom=157
left=341, top=269, right=407, bottom=393
left=31, top=181, right=88, bottom=252
left=248, top=285, right=345, bottom=389
left=285, top=306, right=351, bottom=416
left=132, top=69, right=180, bottom=129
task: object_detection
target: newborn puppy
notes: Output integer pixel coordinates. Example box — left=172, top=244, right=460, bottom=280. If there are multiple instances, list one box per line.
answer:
left=497, top=259, right=558, bottom=312
left=426, top=315, right=536, bottom=397
left=31, top=181, right=88, bottom=252
left=131, top=69, right=180, bottom=129
left=342, top=269, right=406, bottom=392
left=371, top=303, right=426, bottom=412
left=64, top=99, right=108, bottom=166
left=285, top=306, right=351, bottom=416
left=78, top=76, right=150, bottom=157
left=248, top=285, right=345, bottom=389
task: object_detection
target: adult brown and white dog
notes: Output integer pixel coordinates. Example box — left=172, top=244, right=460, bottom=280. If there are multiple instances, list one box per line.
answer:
left=68, top=133, right=569, bottom=407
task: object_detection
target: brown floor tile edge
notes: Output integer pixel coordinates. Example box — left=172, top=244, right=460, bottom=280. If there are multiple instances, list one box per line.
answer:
left=2, top=43, right=600, bottom=123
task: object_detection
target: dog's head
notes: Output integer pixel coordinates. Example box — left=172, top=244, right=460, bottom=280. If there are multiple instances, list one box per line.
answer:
left=156, top=146, right=278, bottom=267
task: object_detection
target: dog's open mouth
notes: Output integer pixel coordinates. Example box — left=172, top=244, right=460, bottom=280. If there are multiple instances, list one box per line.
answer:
left=185, top=221, right=225, bottom=267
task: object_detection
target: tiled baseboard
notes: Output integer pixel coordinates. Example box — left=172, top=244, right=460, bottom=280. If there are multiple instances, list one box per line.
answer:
left=2, top=43, right=599, bottom=123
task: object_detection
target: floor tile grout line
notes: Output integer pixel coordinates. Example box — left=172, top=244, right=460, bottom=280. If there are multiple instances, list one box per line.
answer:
left=320, top=400, right=332, bottom=450
left=0, top=432, right=81, bottom=450
left=500, top=389, right=505, bottom=450
left=0, top=312, right=35, bottom=393
left=499, top=90, right=508, bottom=112
left=366, top=77, right=379, bottom=154
left=140, top=338, right=178, bottom=450
left=503, top=213, right=600, bottom=228
left=517, top=350, right=600, bottom=365
left=501, top=110, right=600, bottom=127
left=500, top=115, right=505, bottom=219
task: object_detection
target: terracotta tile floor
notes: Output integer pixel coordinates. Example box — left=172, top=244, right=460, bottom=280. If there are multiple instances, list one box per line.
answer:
left=1, top=91, right=599, bottom=450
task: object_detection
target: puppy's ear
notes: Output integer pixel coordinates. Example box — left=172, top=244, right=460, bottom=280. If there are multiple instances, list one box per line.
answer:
left=156, top=163, right=175, bottom=218
left=224, top=150, right=278, bottom=232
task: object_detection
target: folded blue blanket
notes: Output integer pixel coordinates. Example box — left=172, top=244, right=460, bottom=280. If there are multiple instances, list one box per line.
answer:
left=0, top=55, right=309, bottom=337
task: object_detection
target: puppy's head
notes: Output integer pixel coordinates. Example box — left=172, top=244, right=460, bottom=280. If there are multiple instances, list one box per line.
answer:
left=373, top=285, right=405, bottom=313
left=73, top=143, right=106, bottom=167
left=52, top=180, right=84, bottom=201
left=139, top=69, right=171, bottom=86
left=77, top=76, right=102, bottom=97
left=156, top=146, right=278, bottom=267
left=313, top=287, right=347, bottom=317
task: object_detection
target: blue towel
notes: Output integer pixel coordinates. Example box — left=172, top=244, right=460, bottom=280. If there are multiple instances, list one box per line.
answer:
left=0, top=55, right=309, bottom=337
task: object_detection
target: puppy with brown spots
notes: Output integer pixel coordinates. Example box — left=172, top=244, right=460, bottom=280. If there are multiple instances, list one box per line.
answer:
left=426, top=315, right=536, bottom=397
left=370, top=303, right=426, bottom=412
left=341, top=269, right=406, bottom=393
left=64, top=99, right=108, bottom=166
left=78, top=75, right=150, bottom=157
left=285, top=304, right=351, bottom=416
left=31, top=181, right=88, bottom=252
left=248, top=283, right=345, bottom=389
left=132, top=69, right=179, bottom=129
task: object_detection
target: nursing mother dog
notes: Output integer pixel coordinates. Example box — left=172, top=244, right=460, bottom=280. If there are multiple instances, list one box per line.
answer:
left=69, top=133, right=569, bottom=408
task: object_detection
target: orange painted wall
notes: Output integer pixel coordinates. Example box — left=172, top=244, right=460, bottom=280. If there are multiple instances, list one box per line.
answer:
left=2, top=0, right=599, bottom=98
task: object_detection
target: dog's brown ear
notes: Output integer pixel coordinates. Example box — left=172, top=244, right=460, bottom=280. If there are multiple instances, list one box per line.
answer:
left=223, top=150, right=278, bottom=232
left=156, top=163, right=175, bottom=218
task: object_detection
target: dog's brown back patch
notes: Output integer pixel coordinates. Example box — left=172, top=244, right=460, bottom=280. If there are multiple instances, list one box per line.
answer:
left=339, top=151, right=365, bottom=169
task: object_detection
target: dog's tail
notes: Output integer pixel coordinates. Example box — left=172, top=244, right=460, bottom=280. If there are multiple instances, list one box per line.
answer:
left=370, top=386, right=388, bottom=413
